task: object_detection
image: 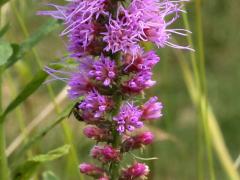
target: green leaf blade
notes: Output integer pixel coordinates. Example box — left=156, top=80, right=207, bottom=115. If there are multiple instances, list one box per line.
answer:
left=0, top=40, right=13, bottom=66
left=13, top=145, right=70, bottom=180
left=1, top=70, right=48, bottom=120
left=4, top=19, right=62, bottom=70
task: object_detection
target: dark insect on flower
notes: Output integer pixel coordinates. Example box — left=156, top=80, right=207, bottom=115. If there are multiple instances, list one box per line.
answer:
left=69, top=102, right=84, bottom=121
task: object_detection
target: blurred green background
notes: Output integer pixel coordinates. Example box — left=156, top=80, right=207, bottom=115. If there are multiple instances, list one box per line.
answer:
left=1, top=0, right=240, bottom=179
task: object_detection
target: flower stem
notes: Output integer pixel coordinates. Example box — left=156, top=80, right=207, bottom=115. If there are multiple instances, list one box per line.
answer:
left=109, top=94, right=122, bottom=179
left=109, top=53, right=122, bottom=179
left=0, top=67, right=10, bottom=180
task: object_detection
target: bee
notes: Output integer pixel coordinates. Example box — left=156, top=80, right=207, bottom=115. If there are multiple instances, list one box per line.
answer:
left=68, top=102, right=84, bottom=121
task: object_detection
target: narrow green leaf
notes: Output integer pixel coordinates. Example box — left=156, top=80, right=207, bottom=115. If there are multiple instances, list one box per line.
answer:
left=4, top=19, right=62, bottom=69
left=0, top=40, right=13, bottom=66
left=0, top=24, right=9, bottom=38
left=42, top=171, right=60, bottom=180
left=1, top=70, right=48, bottom=121
left=20, top=19, right=62, bottom=52
left=11, top=103, right=74, bottom=161
left=1, top=64, right=62, bottom=122
left=4, top=44, right=22, bottom=69
left=13, top=145, right=70, bottom=180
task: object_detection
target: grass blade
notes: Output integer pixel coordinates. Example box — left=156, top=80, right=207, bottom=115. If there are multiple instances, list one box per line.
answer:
left=1, top=64, right=61, bottom=122
left=4, top=19, right=61, bottom=69
left=10, top=102, right=74, bottom=162
left=0, top=40, right=13, bottom=66
left=13, top=144, right=70, bottom=180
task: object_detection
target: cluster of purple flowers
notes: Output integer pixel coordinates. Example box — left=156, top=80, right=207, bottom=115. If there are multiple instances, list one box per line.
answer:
left=40, top=0, right=189, bottom=179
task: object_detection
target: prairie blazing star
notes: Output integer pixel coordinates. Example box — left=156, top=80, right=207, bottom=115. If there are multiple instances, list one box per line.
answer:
left=40, top=0, right=191, bottom=179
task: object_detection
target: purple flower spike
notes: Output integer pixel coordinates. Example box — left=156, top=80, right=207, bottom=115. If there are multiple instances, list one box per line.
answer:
left=79, top=90, right=113, bottom=119
left=88, top=55, right=117, bottom=86
left=120, top=162, right=150, bottom=180
left=141, top=96, right=163, bottom=120
left=122, top=71, right=156, bottom=93
left=40, top=0, right=191, bottom=178
left=113, top=103, right=143, bottom=133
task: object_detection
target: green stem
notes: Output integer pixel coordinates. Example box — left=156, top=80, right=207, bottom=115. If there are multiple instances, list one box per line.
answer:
left=182, top=8, right=205, bottom=179
left=194, top=0, right=215, bottom=179
left=109, top=53, right=122, bottom=179
left=109, top=98, right=122, bottom=179
left=0, top=66, right=10, bottom=180
left=182, top=3, right=215, bottom=179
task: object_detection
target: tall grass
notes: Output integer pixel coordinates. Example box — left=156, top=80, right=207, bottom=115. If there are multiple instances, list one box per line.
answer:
left=175, top=1, right=239, bottom=177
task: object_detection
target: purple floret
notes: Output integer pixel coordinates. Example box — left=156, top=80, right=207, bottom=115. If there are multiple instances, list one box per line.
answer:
left=88, top=55, right=117, bottom=86
left=113, top=103, right=143, bottom=133
left=123, top=49, right=160, bottom=72
left=68, top=72, right=93, bottom=99
left=103, top=0, right=192, bottom=54
left=102, top=6, right=142, bottom=55
left=122, top=71, right=156, bottom=93
left=79, top=90, right=113, bottom=120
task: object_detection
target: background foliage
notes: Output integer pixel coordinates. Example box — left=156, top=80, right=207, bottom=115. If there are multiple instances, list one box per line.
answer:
left=0, top=0, right=240, bottom=179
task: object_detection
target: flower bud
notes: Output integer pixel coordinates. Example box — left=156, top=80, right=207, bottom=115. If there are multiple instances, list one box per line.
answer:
left=123, top=49, right=160, bottom=72
left=122, top=131, right=154, bottom=152
left=83, top=126, right=111, bottom=142
left=120, top=162, right=149, bottom=180
left=79, top=163, right=105, bottom=178
left=91, top=145, right=121, bottom=163
left=141, top=96, right=163, bottom=120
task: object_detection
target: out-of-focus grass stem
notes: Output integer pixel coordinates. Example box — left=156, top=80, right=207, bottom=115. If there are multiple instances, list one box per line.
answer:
left=11, top=1, right=83, bottom=179
left=182, top=6, right=205, bottom=180
left=174, top=43, right=240, bottom=180
left=194, top=0, right=215, bottom=179
left=5, top=72, right=32, bottom=157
